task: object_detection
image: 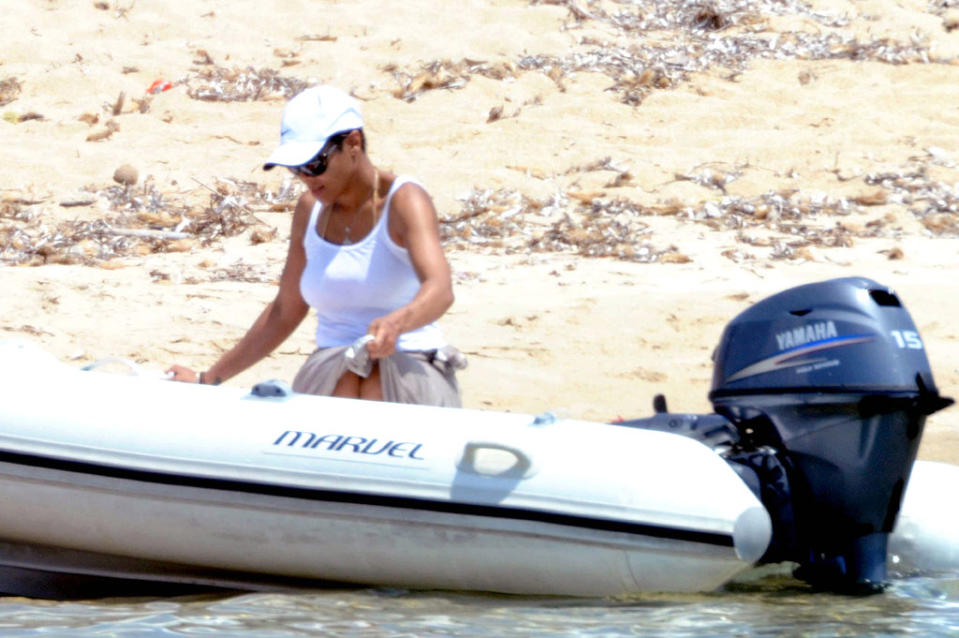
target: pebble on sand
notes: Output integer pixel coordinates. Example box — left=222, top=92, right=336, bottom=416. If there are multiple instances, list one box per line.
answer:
left=113, top=164, right=139, bottom=186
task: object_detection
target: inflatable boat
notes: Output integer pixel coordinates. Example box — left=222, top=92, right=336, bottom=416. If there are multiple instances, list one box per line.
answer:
left=0, top=277, right=955, bottom=598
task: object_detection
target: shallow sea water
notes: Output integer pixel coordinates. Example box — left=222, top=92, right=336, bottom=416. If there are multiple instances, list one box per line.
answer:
left=0, top=570, right=956, bottom=637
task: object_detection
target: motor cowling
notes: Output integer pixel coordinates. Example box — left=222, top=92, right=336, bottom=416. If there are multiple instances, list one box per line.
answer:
left=709, top=277, right=953, bottom=592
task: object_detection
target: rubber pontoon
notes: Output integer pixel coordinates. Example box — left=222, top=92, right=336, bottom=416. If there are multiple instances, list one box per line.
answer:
left=0, top=277, right=955, bottom=598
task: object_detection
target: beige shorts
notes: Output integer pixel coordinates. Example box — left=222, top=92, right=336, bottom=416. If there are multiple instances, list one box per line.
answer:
left=291, top=345, right=463, bottom=408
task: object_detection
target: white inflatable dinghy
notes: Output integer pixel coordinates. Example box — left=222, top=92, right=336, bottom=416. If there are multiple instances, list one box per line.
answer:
left=0, top=277, right=955, bottom=598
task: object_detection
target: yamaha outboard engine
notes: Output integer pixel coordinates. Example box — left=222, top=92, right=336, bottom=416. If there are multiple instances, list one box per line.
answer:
left=617, top=277, right=952, bottom=593
left=709, top=277, right=952, bottom=592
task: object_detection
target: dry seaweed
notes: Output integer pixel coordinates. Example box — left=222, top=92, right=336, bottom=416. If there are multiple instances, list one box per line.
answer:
left=520, top=32, right=938, bottom=106
left=440, top=186, right=662, bottom=261
left=670, top=162, right=959, bottom=255
left=438, top=152, right=959, bottom=265
left=1, top=178, right=300, bottom=267
left=386, top=59, right=517, bottom=102
left=864, top=164, right=959, bottom=232
left=674, top=164, right=744, bottom=195
left=206, top=262, right=278, bottom=284
left=185, top=66, right=308, bottom=102
left=518, top=0, right=942, bottom=105
left=529, top=200, right=665, bottom=261
left=382, top=2, right=942, bottom=107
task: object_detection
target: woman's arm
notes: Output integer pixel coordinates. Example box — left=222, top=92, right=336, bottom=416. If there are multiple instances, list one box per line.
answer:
left=168, top=193, right=313, bottom=383
left=366, top=182, right=454, bottom=359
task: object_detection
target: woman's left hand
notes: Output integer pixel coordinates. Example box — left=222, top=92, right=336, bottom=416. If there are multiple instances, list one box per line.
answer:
left=366, top=315, right=402, bottom=359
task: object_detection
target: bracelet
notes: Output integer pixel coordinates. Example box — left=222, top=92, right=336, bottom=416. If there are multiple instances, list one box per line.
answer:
left=198, top=371, right=221, bottom=386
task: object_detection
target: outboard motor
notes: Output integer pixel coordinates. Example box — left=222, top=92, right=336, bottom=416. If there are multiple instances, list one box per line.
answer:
left=619, top=277, right=952, bottom=593
left=711, top=277, right=952, bottom=592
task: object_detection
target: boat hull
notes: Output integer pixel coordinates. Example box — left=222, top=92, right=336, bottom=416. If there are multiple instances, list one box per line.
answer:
left=0, top=340, right=770, bottom=597
left=0, top=456, right=762, bottom=596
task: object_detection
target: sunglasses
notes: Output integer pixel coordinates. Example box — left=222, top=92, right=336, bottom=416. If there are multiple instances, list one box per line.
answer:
left=288, top=141, right=340, bottom=177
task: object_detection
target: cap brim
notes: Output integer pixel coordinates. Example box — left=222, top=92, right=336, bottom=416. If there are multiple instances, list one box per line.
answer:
left=262, top=140, right=324, bottom=171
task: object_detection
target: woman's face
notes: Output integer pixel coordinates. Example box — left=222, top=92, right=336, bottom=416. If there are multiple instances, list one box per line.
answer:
left=293, top=133, right=360, bottom=204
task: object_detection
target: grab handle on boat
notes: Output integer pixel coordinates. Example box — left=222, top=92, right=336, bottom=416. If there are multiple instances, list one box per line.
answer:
left=456, top=441, right=537, bottom=479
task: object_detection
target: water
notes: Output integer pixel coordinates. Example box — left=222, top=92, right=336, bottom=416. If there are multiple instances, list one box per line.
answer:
left=1, top=570, right=956, bottom=637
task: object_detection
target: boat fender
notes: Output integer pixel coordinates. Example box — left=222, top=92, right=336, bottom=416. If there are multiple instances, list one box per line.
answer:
left=724, top=447, right=797, bottom=564
left=250, top=379, right=294, bottom=399
left=734, top=505, right=774, bottom=563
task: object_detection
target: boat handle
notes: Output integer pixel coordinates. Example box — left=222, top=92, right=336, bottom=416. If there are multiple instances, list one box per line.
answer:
left=456, top=441, right=537, bottom=479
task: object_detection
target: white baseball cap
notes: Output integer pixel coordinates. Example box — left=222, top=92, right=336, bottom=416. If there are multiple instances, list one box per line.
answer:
left=263, top=85, right=364, bottom=170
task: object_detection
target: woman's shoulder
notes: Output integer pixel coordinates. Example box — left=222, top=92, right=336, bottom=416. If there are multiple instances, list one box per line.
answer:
left=380, top=172, right=439, bottom=247
left=385, top=174, right=431, bottom=209
left=290, top=191, right=319, bottom=236
left=295, top=190, right=318, bottom=215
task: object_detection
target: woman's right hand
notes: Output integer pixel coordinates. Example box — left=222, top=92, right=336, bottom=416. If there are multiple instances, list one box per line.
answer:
left=166, top=364, right=199, bottom=383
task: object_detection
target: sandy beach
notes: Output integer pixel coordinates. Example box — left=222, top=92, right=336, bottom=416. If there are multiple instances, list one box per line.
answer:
left=2, top=0, right=958, bottom=463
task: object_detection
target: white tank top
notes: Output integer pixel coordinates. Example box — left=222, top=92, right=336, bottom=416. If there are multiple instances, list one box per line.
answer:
left=299, top=176, right=448, bottom=351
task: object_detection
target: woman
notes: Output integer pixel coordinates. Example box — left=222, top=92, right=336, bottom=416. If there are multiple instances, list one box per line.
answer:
left=167, top=85, right=463, bottom=406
